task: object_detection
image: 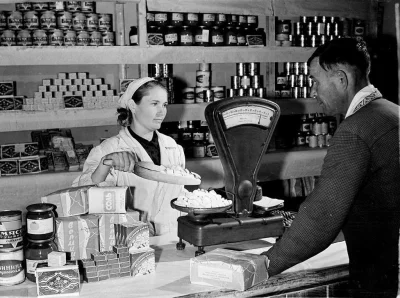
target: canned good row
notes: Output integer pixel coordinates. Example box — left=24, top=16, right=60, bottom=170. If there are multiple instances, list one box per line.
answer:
left=275, top=87, right=311, bottom=99
left=0, top=10, right=112, bottom=31
left=181, top=86, right=225, bottom=103
left=231, top=75, right=264, bottom=89
left=0, top=29, right=115, bottom=46
left=296, top=131, right=332, bottom=148
left=148, top=64, right=173, bottom=78
left=227, top=87, right=266, bottom=98
left=15, top=2, right=96, bottom=13
left=277, top=74, right=313, bottom=89
left=235, top=62, right=260, bottom=76
left=277, top=34, right=339, bottom=48
left=147, top=12, right=259, bottom=29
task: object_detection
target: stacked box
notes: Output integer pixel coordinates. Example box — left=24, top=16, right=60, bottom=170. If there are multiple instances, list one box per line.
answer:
left=117, top=221, right=149, bottom=250
left=0, top=158, right=18, bottom=176
left=0, top=81, right=15, bottom=97
left=0, top=155, right=48, bottom=176
left=36, top=264, right=80, bottom=297
left=1, top=142, right=39, bottom=159
left=129, top=248, right=156, bottom=277
left=87, top=186, right=128, bottom=214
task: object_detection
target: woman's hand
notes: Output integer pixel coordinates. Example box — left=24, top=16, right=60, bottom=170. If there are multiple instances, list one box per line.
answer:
left=101, top=151, right=137, bottom=172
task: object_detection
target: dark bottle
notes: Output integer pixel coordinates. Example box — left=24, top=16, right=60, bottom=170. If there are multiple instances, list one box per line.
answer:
left=146, top=12, right=155, bottom=27
left=227, top=14, right=238, bottom=27
left=179, top=25, right=193, bottom=46
left=25, top=238, right=57, bottom=282
left=224, top=26, right=237, bottom=46
left=247, top=15, right=258, bottom=29
left=194, top=25, right=209, bottom=46
left=215, top=13, right=227, bottom=27
left=236, top=26, right=246, bottom=46
left=201, top=13, right=215, bottom=28
left=154, top=12, right=168, bottom=27
left=238, top=15, right=247, bottom=28
left=256, top=28, right=266, bottom=46
left=210, top=26, right=224, bottom=46
left=164, top=25, right=178, bottom=46
left=184, top=12, right=199, bottom=27
left=169, top=12, right=183, bottom=27
left=129, top=26, right=138, bottom=45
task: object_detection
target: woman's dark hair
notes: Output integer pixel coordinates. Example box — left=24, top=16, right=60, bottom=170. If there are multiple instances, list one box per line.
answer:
left=117, top=80, right=167, bottom=126
left=307, top=38, right=371, bottom=78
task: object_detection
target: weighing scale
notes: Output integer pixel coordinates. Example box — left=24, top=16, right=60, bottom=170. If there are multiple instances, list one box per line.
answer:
left=172, top=97, right=285, bottom=256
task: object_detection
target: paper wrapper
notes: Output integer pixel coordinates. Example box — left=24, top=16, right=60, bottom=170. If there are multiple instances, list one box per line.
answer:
left=55, top=215, right=100, bottom=260
left=88, top=186, right=128, bottom=214
left=42, top=186, right=91, bottom=217
left=36, top=264, right=80, bottom=297
left=119, top=220, right=149, bottom=250
left=98, top=210, right=140, bottom=252
left=129, top=247, right=155, bottom=277
left=190, top=248, right=269, bottom=291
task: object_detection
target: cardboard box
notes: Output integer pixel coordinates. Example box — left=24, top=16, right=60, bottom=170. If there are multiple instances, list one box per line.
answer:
left=41, top=185, right=90, bottom=217
left=36, top=264, right=80, bottom=297
left=19, top=155, right=49, bottom=174
left=87, top=186, right=128, bottom=214
left=1, top=142, right=39, bottom=159
left=190, top=248, right=269, bottom=291
left=119, top=220, right=149, bottom=250
left=129, top=247, right=155, bottom=277
left=0, top=158, right=18, bottom=175
left=0, top=81, right=15, bottom=97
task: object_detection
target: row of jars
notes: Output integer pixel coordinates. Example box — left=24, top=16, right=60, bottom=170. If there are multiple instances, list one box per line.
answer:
left=15, top=1, right=96, bottom=13
left=148, top=25, right=266, bottom=46
left=0, top=29, right=115, bottom=46
left=147, top=12, right=259, bottom=29
left=0, top=10, right=113, bottom=32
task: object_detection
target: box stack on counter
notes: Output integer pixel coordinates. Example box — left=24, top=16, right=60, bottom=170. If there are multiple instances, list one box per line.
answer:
left=0, top=81, right=25, bottom=110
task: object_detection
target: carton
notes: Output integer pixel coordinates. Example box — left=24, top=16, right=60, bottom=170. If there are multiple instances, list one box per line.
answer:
left=129, top=247, right=155, bottom=277
left=88, top=186, right=128, bottom=214
left=36, top=264, right=80, bottom=297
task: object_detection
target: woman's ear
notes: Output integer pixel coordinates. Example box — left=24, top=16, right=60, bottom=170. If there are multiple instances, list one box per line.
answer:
left=127, top=100, right=136, bottom=114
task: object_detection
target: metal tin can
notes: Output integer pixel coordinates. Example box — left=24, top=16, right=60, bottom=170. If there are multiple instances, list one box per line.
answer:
left=102, top=30, right=114, bottom=45
left=227, top=88, right=236, bottom=98
left=231, top=76, right=240, bottom=89
left=76, top=30, right=89, bottom=45
left=251, top=75, right=263, bottom=89
left=284, top=62, right=291, bottom=75
left=162, top=63, right=172, bottom=77
left=1, top=30, right=16, bottom=46
left=182, top=87, right=195, bottom=104
left=7, top=11, right=24, bottom=30
left=81, top=1, right=95, bottom=13
left=98, top=13, right=112, bottom=32
left=299, top=86, right=308, bottom=98
left=49, top=29, right=64, bottom=45
left=195, top=87, right=208, bottom=103
left=196, top=70, right=210, bottom=87
left=291, top=86, right=299, bottom=99
left=148, top=63, right=163, bottom=78
left=23, top=11, right=39, bottom=30
left=16, top=2, right=33, bottom=11
left=296, top=74, right=305, bottom=87
left=248, top=62, right=259, bottom=76
left=16, top=29, right=32, bottom=45
left=203, top=89, right=214, bottom=102
left=40, top=10, right=56, bottom=30
left=317, top=134, right=326, bottom=147
left=32, top=2, right=48, bottom=11
left=247, top=88, right=255, bottom=97
left=0, top=11, right=7, bottom=29
left=256, top=87, right=265, bottom=98
left=67, top=1, right=81, bottom=12
left=237, top=88, right=245, bottom=97
left=211, top=86, right=225, bottom=101
left=89, top=30, right=102, bottom=46
left=0, top=248, right=25, bottom=286
left=236, top=62, right=245, bottom=76
left=33, top=29, right=48, bottom=45
left=240, top=75, right=250, bottom=89
left=309, top=134, right=318, bottom=148
left=64, top=29, right=76, bottom=45
left=0, top=211, right=23, bottom=251
left=72, top=12, right=86, bottom=30
left=86, top=13, right=98, bottom=31
left=57, top=11, right=73, bottom=30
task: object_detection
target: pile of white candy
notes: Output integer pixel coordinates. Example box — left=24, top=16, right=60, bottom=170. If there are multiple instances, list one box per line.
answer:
left=174, top=189, right=231, bottom=208
left=162, top=165, right=201, bottom=180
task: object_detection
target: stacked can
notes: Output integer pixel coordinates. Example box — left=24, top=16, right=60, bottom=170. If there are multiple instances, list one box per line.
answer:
left=296, top=113, right=337, bottom=148
left=148, top=63, right=175, bottom=103
left=275, top=62, right=311, bottom=98
left=147, top=11, right=265, bottom=47
left=276, top=16, right=366, bottom=48
left=228, top=62, right=265, bottom=98
left=0, top=2, right=115, bottom=46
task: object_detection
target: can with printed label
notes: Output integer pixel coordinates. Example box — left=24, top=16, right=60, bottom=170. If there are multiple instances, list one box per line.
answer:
left=0, top=211, right=23, bottom=251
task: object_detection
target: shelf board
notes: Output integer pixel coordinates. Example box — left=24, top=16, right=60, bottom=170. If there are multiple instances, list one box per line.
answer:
left=0, top=46, right=316, bottom=66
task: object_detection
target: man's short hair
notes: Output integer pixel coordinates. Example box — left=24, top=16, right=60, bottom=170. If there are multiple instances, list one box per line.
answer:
left=307, top=38, right=371, bottom=78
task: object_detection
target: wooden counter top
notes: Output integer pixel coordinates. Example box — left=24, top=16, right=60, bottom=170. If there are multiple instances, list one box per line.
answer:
left=0, top=236, right=349, bottom=298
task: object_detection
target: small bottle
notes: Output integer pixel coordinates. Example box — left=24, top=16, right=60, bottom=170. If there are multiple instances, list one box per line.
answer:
left=210, top=26, right=224, bottom=46
left=201, top=13, right=215, bottom=28
left=224, top=26, right=237, bottom=46
left=227, top=14, right=238, bottom=27
left=236, top=27, right=246, bottom=46
left=25, top=238, right=57, bottom=282
left=169, top=12, right=183, bottom=27
left=194, top=26, right=209, bottom=46
left=184, top=13, right=199, bottom=27
left=164, top=25, right=178, bottom=46
left=179, top=25, right=193, bottom=46
left=200, top=120, right=210, bottom=144
left=215, top=13, right=227, bottom=27
left=129, top=26, right=138, bottom=45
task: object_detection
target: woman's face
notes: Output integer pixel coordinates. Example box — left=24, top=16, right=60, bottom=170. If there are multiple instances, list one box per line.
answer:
left=132, top=86, right=168, bottom=134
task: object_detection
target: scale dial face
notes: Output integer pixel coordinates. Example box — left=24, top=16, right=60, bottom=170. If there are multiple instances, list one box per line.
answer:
left=221, top=105, right=275, bottom=129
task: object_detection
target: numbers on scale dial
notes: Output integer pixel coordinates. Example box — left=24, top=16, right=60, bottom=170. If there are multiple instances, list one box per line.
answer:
left=221, top=105, right=275, bottom=129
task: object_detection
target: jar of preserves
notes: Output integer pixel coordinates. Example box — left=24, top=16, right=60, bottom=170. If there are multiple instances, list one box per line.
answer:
left=192, top=141, right=206, bottom=158
left=210, top=26, right=223, bottom=46
left=200, top=13, right=215, bottom=28
left=154, top=12, right=168, bottom=27
left=179, top=25, right=193, bottom=46
left=32, top=2, right=48, bottom=12
left=7, top=11, right=24, bottom=31
left=163, top=25, right=178, bottom=46
left=147, top=12, right=155, bottom=27
left=16, top=29, right=32, bottom=46
left=57, top=11, right=73, bottom=30
left=89, top=30, right=102, bottom=46
left=194, top=26, right=209, bottom=46
left=184, top=13, right=198, bottom=27
left=224, top=26, right=237, bottom=46
left=32, top=29, right=48, bottom=46
left=25, top=239, right=57, bottom=282
left=49, top=29, right=64, bottom=46
left=98, top=14, right=112, bottom=32
left=86, top=13, right=99, bottom=31
left=81, top=1, right=95, bottom=13
left=147, top=25, right=164, bottom=45
left=169, top=12, right=183, bottom=27
left=64, top=29, right=77, bottom=46
left=129, top=26, right=138, bottom=45
left=66, top=1, right=81, bottom=12
left=76, top=30, right=90, bottom=46
left=227, top=14, right=238, bottom=27
left=40, top=10, right=56, bottom=30
left=72, top=12, right=86, bottom=31
left=23, top=11, right=39, bottom=30
left=215, top=13, right=226, bottom=27
left=26, top=203, right=55, bottom=241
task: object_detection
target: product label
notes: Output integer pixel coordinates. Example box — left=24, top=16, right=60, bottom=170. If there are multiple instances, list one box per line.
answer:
left=202, top=29, right=209, bottom=42
left=237, top=36, right=246, bottom=44
left=26, top=259, right=47, bottom=274
left=103, top=191, right=116, bottom=212
left=198, top=264, right=232, bottom=282
left=180, top=35, right=193, bottom=44
left=155, top=14, right=167, bottom=22
left=129, top=35, right=138, bottom=44
left=228, top=36, right=237, bottom=44
left=203, top=14, right=215, bottom=22
left=0, top=259, right=23, bottom=279
left=27, top=217, right=53, bottom=235
left=187, top=14, right=198, bottom=21
left=212, top=35, right=223, bottom=44
left=165, top=33, right=178, bottom=42
left=193, top=145, right=205, bottom=158
left=172, top=13, right=183, bottom=21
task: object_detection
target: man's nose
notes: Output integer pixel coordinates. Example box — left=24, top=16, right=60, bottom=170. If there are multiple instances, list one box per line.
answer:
left=310, top=84, right=317, bottom=98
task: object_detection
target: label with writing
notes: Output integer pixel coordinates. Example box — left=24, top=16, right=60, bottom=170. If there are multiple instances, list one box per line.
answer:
left=198, top=264, right=232, bottom=282
left=27, top=218, right=53, bottom=235
left=26, top=259, right=47, bottom=274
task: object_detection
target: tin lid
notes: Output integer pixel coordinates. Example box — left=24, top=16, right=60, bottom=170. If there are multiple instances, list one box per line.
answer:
left=26, top=203, right=55, bottom=213
left=27, top=237, right=55, bottom=244
left=0, top=210, right=22, bottom=221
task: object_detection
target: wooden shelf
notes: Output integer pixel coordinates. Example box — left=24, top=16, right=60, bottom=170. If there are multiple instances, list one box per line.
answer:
left=0, top=46, right=316, bottom=66
left=0, top=100, right=322, bottom=132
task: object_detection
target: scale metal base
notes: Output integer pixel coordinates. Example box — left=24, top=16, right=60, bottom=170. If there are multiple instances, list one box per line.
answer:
left=176, top=213, right=285, bottom=256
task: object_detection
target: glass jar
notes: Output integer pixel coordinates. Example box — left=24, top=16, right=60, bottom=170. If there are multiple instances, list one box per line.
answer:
left=146, top=12, right=155, bottom=27
left=169, top=12, right=183, bottom=27
left=200, top=13, right=215, bottom=28
left=224, top=26, right=237, bottom=46
left=163, top=25, right=178, bottom=46
left=247, top=15, right=258, bottom=29
left=154, top=12, right=168, bottom=27
left=26, top=203, right=55, bottom=241
left=25, top=238, right=57, bottom=282
left=227, top=14, right=238, bottom=27
left=184, top=13, right=198, bottom=27
left=194, top=26, right=209, bottom=46
left=179, top=25, right=193, bottom=46
left=129, top=26, right=138, bottom=45
left=238, top=15, right=247, bottom=28
left=210, top=26, right=224, bottom=46
left=215, top=13, right=226, bottom=27
left=236, top=26, right=246, bottom=46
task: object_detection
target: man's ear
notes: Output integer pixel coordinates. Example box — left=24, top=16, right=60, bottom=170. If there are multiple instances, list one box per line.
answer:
left=335, top=70, right=348, bottom=90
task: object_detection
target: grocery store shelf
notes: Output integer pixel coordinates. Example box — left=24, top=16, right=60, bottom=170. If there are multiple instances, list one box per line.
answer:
left=0, top=100, right=322, bottom=132
left=0, top=46, right=316, bottom=66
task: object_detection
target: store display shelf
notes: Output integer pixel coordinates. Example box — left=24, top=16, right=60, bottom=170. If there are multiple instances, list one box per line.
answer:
left=0, top=100, right=322, bottom=132
left=0, top=46, right=315, bottom=66
left=0, top=0, right=140, bottom=3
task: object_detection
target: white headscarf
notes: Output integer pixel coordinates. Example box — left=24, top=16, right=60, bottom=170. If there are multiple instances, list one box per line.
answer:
left=118, top=77, right=155, bottom=109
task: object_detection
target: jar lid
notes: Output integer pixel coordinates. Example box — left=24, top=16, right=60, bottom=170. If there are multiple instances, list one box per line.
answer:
left=0, top=210, right=22, bottom=221
left=27, top=237, right=55, bottom=244
left=26, top=203, right=55, bottom=213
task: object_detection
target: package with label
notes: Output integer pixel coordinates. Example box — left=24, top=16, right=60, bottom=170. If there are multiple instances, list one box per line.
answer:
left=1, top=142, right=39, bottom=159
left=118, top=220, right=149, bottom=250
left=41, top=185, right=91, bottom=217
left=0, top=158, right=19, bottom=175
left=88, top=186, right=128, bottom=214
left=55, top=215, right=100, bottom=260
left=98, top=209, right=140, bottom=252
left=19, top=155, right=49, bottom=174
left=36, top=264, right=80, bottom=296
left=190, top=248, right=269, bottom=291
left=129, top=247, right=155, bottom=277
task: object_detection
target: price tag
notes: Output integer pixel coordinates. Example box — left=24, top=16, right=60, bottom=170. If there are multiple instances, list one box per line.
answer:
left=14, top=144, right=25, bottom=153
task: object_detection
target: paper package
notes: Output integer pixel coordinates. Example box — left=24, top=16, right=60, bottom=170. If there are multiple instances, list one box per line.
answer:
left=36, top=264, right=80, bottom=297
left=88, top=186, right=128, bottom=214
left=129, top=247, right=155, bottom=277
left=190, top=248, right=269, bottom=291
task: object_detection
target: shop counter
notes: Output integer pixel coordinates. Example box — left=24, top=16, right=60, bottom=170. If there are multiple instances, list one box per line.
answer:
left=0, top=235, right=349, bottom=298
